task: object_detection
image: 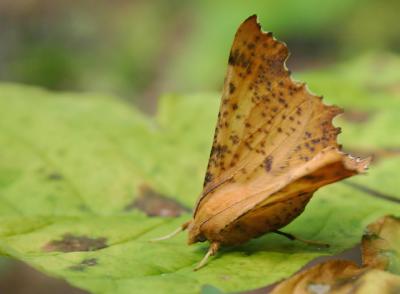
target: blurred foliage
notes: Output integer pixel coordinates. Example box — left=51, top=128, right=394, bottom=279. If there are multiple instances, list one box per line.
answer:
left=0, top=0, right=399, bottom=109
left=0, top=55, right=399, bottom=293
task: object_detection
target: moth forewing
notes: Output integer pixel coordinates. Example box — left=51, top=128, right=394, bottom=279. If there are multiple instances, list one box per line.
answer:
left=153, top=15, right=370, bottom=271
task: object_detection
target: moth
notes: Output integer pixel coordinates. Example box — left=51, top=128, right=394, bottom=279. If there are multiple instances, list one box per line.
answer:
left=154, top=15, right=370, bottom=270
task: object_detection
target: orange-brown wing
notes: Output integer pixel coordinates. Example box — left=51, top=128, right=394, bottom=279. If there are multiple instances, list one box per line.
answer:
left=194, top=15, right=368, bottom=218
left=202, top=15, right=297, bottom=192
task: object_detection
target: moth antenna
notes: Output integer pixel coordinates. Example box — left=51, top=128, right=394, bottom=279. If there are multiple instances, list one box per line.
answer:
left=194, top=242, right=220, bottom=271
left=274, top=230, right=330, bottom=248
left=150, top=221, right=190, bottom=242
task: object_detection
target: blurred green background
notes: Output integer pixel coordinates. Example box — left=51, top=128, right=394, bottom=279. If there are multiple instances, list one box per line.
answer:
left=1, top=0, right=399, bottom=112
left=0, top=0, right=399, bottom=293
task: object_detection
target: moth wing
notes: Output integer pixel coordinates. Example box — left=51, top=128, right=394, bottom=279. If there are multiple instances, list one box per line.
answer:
left=195, top=15, right=368, bottom=219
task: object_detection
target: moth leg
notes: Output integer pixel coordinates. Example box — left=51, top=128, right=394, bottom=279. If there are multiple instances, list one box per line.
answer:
left=150, top=220, right=191, bottom=242
left=273, top=230, right=330, bottom=248
left=194, top=242, right=220, bottom=271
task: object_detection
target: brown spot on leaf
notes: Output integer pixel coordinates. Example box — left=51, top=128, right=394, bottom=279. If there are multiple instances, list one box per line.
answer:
left=47, top=172, right=63, bottom=181
left=125, top=185, right=190, bottom=217
left=69, top=258, right=98, bottom=271
left=43, top=234, right=107, bottom=252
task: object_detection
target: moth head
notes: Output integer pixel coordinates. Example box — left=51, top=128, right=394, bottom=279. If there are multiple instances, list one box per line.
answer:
left=187, top=222, right=206, bottom=244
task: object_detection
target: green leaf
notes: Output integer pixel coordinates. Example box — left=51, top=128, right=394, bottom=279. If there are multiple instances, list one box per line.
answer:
left=0, top=54, right=399, bottom=293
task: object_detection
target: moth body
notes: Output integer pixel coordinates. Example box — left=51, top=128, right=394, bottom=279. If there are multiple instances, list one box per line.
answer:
left=188, top=190, right=311, bottom=246
left=154, top=15, right=370, bottom=270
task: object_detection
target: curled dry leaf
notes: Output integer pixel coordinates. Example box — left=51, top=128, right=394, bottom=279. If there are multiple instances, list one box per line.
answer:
left=156, top=15, right=370, bottom=268
left=270, top=215, right=400, bottom=293
left=270, top=260, right=400, bottom=294
left=362, top=215, right=400, bottom=272
left=347, top=270, right=400, bottom=294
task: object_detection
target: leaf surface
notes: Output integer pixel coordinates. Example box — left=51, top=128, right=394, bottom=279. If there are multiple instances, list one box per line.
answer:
left=0, top=54, right=399, bottom=293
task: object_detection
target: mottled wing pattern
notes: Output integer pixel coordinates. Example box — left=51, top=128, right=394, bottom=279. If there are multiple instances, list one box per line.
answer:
left=195, top=15, right=368, bottom=219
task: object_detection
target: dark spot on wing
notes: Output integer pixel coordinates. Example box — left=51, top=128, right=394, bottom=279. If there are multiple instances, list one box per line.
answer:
left=229, top=134, right=240, bottom=145
left=212, top=144, right=229, bottom=158
left=43, top=234, right=107, bottom=252
left=125, top=185, right=190, bottom=217
left=264, top=156, right=273, bottom=172
left=228, top=51, right=236, bottom=65
left=204, top=171, right=214, bottom=186
left=229, top=82, right=236, bottom=94
left=247, top=42, right=255, bottom=50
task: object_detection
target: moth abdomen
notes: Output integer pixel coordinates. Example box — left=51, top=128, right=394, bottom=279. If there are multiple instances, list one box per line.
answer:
left=204, top=194, right=311, bottom=246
